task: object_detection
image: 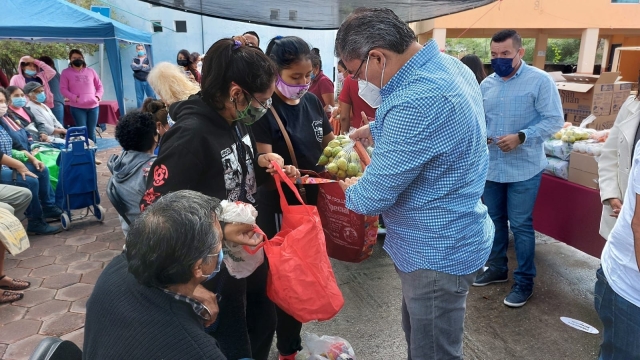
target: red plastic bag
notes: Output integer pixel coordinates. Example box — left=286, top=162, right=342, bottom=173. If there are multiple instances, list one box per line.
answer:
left=263, top=162, right=344, bottom=323
left=311, top=139, right=378, bottom=263
left=315, top=178, right=378, bottom=263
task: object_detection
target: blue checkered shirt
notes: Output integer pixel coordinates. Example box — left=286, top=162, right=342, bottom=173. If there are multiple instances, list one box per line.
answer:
left=481, top=61, right=564, bottom=183
left=0, top=126, right=13, bottom=170
left=345, top=40, right=494, bottom=275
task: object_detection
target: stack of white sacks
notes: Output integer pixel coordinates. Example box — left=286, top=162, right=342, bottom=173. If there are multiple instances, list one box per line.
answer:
left=544, top=123, right=609, bottom=180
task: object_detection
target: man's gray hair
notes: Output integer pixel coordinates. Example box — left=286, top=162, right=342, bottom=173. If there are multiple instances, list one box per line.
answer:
left=126, top=190, right=222, bottom=288
left=335, top=8, right=416, bottom=62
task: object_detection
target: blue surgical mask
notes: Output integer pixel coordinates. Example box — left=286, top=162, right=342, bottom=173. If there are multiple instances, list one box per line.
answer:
left=138, top=50, right=146, bottom=56
left=24, top=69, right=37, bottom=77
left=35, top=93, right=46, bottom=103
left=310, top=72, right=316, bottom=80
left=202, top=250, right=224, bottom=282
left=11, top=97, right=26, bottom=108
left=491, top=53, right=520, bottom=78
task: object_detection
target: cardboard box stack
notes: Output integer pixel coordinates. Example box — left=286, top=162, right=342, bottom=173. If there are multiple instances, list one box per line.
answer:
left=556, top=72, right=632, bottom=130
left=568, top=151, right=600, bottom=190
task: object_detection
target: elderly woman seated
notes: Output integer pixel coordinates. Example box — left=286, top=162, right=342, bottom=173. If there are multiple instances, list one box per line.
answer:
left=22, top=82, right=66, bottom=144
left=107, top=110, right=157, bottom=236
left=83, top=190, right=259, bottom=360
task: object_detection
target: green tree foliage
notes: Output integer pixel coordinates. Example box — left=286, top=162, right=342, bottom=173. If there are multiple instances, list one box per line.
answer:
left=0, top=0, right=108, bottom=78
left=445, top=38, right=584, bottom=65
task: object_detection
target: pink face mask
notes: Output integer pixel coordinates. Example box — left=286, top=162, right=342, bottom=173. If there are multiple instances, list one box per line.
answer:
left=276, top=75, right=310, bottom=100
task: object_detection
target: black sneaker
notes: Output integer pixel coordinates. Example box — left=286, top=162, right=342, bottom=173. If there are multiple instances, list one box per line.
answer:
left=42, top=206, right=63, bottom=219
left=27, top=220, right=62, bottom=235
left=472, top=268, right=508, bottom=287
left=504, top=284, right=533, bottom=308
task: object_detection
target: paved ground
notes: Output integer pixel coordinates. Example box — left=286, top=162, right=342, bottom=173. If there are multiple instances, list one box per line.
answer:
left=0, top=126, right=603, bottom=359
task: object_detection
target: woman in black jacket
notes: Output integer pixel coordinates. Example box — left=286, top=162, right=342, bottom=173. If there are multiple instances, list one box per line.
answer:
left=141, top=38, right=297, bottom=360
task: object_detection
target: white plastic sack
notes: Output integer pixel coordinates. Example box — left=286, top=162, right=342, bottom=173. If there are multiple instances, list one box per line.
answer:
left=219, top=200, right=264, bottom=279
left=544, top=157, right=569, bottom=180
left=303, top=333, right=356, bottom=360
left=543, top=139, right=572, bottom=160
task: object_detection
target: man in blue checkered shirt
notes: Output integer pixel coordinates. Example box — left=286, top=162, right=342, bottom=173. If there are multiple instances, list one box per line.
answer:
left=473, top=30, right=564, bottom=308
left=335, top=8, right=494, bottom=360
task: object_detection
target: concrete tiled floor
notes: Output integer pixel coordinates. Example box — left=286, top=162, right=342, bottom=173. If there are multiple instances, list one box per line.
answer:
left=0, top=126, right=123, bottom=359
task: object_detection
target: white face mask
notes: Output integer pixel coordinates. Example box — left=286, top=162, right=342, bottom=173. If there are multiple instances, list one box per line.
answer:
left=357, top=56, right=385, bottom=109
left=0, top=104, right=7, bottom=117
left=337, top=72, right=344, bottom=83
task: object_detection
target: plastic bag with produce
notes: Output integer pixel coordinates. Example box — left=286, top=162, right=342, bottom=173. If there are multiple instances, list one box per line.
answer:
left=219, top=200, right=264, bottom=279
left=318, top=134, right=372, bottom=181
left=303, top=333, right=356, bottom=360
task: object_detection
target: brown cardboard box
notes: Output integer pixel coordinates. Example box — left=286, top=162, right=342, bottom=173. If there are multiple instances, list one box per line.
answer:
left=569, top=152, right=599, bottom=173
left=568, top=152, right=599, bottom=189
left=568, top=168, right=599, bottom=190
left=557, top=72, right=625, bottom=117
left=565, top=113, right=617, bottom=130
left=612, top=82, right=634, bottom=115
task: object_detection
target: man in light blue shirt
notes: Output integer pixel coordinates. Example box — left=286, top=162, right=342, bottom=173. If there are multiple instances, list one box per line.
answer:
left=474, top=30, right=563, bottom=308
left=335, top=8, right=493, bottom=360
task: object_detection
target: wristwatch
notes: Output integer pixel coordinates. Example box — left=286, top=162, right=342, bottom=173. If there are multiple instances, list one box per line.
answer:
left=517, top=131, right=526, bottom=144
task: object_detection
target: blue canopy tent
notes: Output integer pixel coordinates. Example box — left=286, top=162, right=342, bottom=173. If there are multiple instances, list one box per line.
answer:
left=0, top=0, right=154, bottom=115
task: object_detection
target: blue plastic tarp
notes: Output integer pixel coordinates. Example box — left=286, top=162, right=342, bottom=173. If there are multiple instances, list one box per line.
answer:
left=0, top=0, right=154, bottom=115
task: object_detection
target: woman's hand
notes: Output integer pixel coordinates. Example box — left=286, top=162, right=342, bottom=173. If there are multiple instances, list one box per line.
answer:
left=39, top=133, right=49, bottom=142
left=608, top=198, right=623, bottom=218
left=258, top=153, right=284, bottom=172
left=15, top=163, right=37, bottom=180
left=223, top=223, right=263, bottom=247
left=30, top=158, right=44, bottom=172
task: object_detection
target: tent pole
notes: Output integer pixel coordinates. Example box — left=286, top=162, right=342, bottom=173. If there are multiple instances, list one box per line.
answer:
left=99, top=44, right=104, bottom=81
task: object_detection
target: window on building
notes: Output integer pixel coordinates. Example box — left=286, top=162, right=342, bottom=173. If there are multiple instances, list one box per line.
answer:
left=612, top=0, right=639, bottom=3
left=175, top=20, right=187, bottom=33
left=270, top=9, right=280, bottom=21
left=289, top=10, right=297, bottom=21
left=152, top=21, right=162, bottom=33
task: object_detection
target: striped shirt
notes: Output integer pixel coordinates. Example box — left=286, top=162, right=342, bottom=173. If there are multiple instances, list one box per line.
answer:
left=345, top=40, right=494, bottom=275
left=481, top=61, right=564, bottom=183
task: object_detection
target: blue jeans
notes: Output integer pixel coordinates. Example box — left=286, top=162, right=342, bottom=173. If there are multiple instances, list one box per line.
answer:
left=70, top=106, right=99, bottom=143
left=595, top=267, right=640, bottom=360
left=135, top=79, right=156, bottom=108
left=483, top=171, right=542, bottom=289
left=0, top=163, right=55, bottom=221
left=396, top=267, right=476, bottom=360
left=52, top=101, right=65, bottom=127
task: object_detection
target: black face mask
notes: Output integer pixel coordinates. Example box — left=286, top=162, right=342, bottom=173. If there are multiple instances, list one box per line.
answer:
left=71, top=59, right=84, bottom=67
left=177, top=59, right=189, bottom=67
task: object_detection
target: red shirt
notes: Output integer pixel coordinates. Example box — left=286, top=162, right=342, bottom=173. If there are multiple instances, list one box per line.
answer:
left=308, top=71, right=334, bottom=109
left=338, top=76, right=375, bottom=128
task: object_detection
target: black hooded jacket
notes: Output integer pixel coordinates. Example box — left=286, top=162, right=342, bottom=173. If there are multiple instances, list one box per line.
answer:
left=140, top=95, right=268, bottom=210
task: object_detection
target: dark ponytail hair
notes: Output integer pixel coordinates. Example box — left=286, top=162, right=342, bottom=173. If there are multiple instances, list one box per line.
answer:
left=200, top=38, right=277, bottom=111
left=266, top=36, right=312, bottom=71
left=142, top=98, right=168, bottom=126
left=310, top=51, right=322, bottom=70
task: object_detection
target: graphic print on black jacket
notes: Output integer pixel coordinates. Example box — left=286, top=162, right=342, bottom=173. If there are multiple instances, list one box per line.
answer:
left=140, top=95, right=268, bottom=210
